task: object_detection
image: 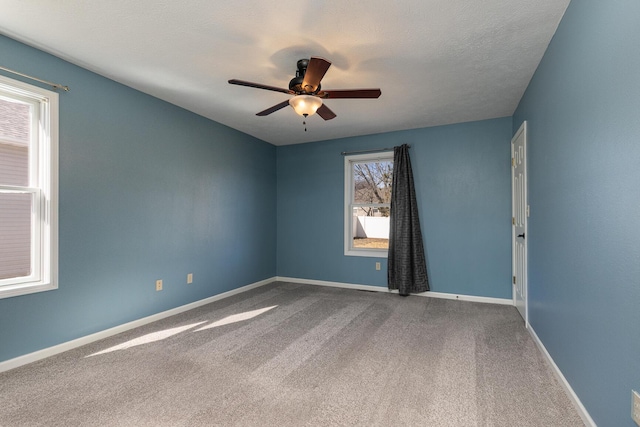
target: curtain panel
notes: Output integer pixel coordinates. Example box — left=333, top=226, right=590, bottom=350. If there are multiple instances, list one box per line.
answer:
left=388, top=144, right=429, bottom=295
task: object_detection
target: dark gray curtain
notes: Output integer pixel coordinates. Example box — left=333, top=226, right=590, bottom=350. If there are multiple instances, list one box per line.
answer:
left=388, top=144, right=429, bottom=295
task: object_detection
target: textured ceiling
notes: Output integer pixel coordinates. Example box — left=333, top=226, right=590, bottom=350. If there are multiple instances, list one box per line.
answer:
left=0, top=0, right=570, bottom=146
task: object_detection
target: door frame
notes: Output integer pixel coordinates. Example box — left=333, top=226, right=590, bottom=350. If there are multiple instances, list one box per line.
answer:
left=511, top=121, right=528, bottom=325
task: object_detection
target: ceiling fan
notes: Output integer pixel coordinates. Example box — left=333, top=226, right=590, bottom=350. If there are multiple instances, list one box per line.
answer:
left=228, top=57, right=381, bottom=121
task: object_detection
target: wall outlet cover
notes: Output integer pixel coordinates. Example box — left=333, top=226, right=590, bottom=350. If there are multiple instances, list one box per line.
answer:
left=633, top=390, right=640, bottom=426
left=156, top=280, right=163, bottom=291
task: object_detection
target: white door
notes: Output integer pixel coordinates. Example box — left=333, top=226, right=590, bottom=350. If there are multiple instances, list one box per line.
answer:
left=512, top=122, right=528, bottom=323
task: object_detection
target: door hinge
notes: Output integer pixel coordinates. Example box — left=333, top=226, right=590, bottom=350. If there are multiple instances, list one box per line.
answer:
left=511, top=158, right=515, bottom=167
left=512, top=217, right=515, bottom=225
left=513, top=276, right=516, bottom=285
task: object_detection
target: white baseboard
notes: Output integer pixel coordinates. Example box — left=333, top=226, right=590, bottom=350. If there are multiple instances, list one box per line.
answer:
left=0, top=277, right=276, bottom=374
left=276, top=276, right=513, bottom=306
left=528, top=325, right=596, bottom=427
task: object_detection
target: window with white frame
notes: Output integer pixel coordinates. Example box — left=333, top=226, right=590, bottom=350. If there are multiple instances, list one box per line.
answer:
left=344, top=152, right=393, bottom=257
left=0, top=75, right=58, bottom=299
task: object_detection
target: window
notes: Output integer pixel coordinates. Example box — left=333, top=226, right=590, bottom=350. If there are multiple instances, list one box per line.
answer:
left=344, top=152, right=393, bottom=257
left=0, top=75, right=58, bottom=299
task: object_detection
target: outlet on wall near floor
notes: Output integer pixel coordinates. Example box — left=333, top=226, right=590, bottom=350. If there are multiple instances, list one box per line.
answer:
left=375, top=262, right=381, bottom=271
left=187, top=273, right=193, bottom=284
left=633, top=390, right=640, bottom=426
left=156, top=280, right=163, bottom=291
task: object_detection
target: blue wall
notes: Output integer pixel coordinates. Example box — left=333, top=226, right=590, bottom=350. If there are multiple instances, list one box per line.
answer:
left=277, top=118, right=513, bottom=299
left=0, top=35, right=277, bottom=363
left=513, top=1, right=640, bottom=425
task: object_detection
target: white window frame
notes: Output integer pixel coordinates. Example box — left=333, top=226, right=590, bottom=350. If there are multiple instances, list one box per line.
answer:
left=344, top=151, right=393, bottom=258
left=0, top=75, right=58, bottom=299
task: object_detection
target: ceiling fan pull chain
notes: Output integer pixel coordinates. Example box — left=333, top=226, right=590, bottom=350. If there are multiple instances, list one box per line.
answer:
left=303, top=113, right=308, bottom=132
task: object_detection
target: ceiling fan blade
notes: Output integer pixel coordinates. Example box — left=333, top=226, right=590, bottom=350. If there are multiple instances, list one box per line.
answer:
left=229, top=79, right=293, bottom=95
left=320, top=89, right=382, bottom=99
left=256, top=100, right=290, bottom=116
left=316, top=104, right=336, bottom=121
left=301, top=57, right=331, bottom=93
left=316, top=104, right=336, bottom=120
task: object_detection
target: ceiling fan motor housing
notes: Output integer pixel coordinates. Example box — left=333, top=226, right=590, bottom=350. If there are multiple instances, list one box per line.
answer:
left=289, top=59, right=320, bottom=94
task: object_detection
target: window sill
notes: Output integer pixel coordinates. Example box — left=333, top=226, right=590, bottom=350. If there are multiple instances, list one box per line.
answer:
left=344, top=248, right=388, bottom=258
left=0, top=281, right=57, bottom=300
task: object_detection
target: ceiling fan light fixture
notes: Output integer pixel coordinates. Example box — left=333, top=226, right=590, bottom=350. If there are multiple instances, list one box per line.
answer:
left=289, top=94, right=322, bottom=117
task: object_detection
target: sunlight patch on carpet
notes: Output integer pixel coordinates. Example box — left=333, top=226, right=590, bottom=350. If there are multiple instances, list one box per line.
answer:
left=86, top=322, right=206, bottom=357
left=195, top=306, right=277, bottom=331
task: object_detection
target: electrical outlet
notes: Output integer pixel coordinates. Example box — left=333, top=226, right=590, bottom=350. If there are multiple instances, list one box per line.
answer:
left=375, top=262, right=381, bottom=271
left=633, top=390, right=640, bottom=426
left=155, top=280, right=163, bottom=291
left=187, top=273, right=193, bottom=284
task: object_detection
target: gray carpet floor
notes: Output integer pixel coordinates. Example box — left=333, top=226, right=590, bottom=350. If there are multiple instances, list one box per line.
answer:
left=0, top=281, right=584, bottom=426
